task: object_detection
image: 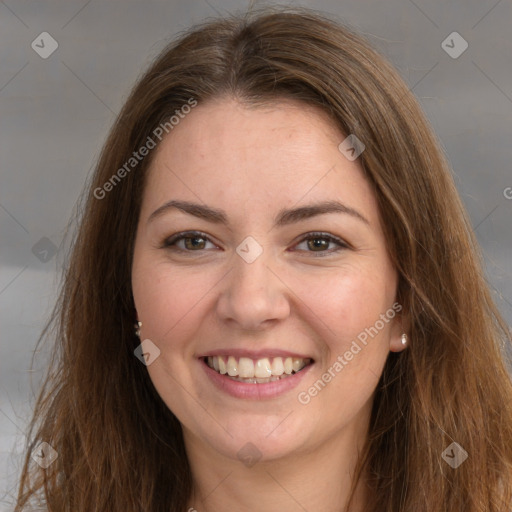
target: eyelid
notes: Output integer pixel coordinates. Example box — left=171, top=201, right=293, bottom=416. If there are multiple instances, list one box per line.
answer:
left=161, top=230, right=218, bottom=251
left=290, top=231, right=350, bottom=254
left=162, top=230, right=350, bottom=256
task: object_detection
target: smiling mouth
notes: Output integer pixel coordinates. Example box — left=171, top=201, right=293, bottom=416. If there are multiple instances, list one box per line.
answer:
left=203, top=355, right=313, bottom=383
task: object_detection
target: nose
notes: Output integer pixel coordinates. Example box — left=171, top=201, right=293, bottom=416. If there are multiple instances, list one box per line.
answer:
left=215, top=246, right=290, bottom=331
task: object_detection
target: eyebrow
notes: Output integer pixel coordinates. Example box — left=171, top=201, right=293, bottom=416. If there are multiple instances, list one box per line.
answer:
left=147, top=199, right=369, bottom=227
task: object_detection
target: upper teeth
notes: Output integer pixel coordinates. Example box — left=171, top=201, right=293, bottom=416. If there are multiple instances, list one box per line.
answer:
left=207, top=356, right=311, bottom=378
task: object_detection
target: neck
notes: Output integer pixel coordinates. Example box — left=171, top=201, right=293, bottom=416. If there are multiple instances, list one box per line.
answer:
left=184, top=416, right=371, bottom=512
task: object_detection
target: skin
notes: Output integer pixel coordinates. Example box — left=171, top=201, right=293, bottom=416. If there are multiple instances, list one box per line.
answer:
left=131, top=97, right=407, bottom=512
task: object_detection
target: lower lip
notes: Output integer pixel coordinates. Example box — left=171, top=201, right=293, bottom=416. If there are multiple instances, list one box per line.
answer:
left=200, top=358, right=313, bottom=399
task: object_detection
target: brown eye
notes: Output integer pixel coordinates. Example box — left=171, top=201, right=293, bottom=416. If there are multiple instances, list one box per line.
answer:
left=161, top=231, right=348, bottom=256
left=307, top=237, right=330, bottom=251
left=292, top=232, right=348, bottom=256
left=162, top=231, right=216, bottom=252
left=183, top=235, right=207, bottom=250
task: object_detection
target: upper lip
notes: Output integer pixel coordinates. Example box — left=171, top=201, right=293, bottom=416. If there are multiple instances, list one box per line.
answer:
left=198, top=348, right=314, bottom=360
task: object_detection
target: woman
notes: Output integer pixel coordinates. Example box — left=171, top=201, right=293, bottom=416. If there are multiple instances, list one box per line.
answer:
left=15, top=6, right=512, bottom=511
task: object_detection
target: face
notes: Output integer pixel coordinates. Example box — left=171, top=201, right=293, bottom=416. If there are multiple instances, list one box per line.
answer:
left=131, top=97, right=405, bottom=463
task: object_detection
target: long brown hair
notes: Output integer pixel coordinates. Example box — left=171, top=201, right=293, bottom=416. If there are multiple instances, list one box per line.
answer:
left=15, top=5, right=512, bottom=511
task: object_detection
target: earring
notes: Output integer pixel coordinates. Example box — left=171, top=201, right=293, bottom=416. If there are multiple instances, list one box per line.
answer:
left=135, top=321, right=142, bottom=338
left=401, top=333, right=408, bottom=346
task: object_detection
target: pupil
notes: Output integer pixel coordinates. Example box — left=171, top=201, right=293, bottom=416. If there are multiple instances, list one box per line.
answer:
left=310, top=238, right=326, bottom=251
left=186, top=236, right=204, bottom=249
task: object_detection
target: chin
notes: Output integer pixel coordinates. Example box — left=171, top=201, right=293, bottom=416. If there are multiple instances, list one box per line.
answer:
left=193, top=412, right=312, bottom=463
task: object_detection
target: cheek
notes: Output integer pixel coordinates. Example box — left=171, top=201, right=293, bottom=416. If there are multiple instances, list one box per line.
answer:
left=131, top=259, right=208, bottom=411
left=295, top=263, right=395, bottom=344
left=132, top=260, right=209, bottom=345
left=305, top=273, right=394, bottom=388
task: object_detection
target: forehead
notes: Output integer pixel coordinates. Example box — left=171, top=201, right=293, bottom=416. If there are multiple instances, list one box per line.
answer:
left=153, top=97, right=344, bottom=170
left=142, top=97, right=379, bottom=228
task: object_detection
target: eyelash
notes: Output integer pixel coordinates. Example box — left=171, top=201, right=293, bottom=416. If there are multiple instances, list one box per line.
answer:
left=161, top=231, right=349, bottom=257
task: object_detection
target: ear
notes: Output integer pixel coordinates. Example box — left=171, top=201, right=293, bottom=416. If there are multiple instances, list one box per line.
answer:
left=389, top=310, right=410, bottom=353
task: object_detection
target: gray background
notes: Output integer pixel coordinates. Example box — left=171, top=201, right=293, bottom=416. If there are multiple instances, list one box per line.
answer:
left=1, top=0, right=511, bottom=508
